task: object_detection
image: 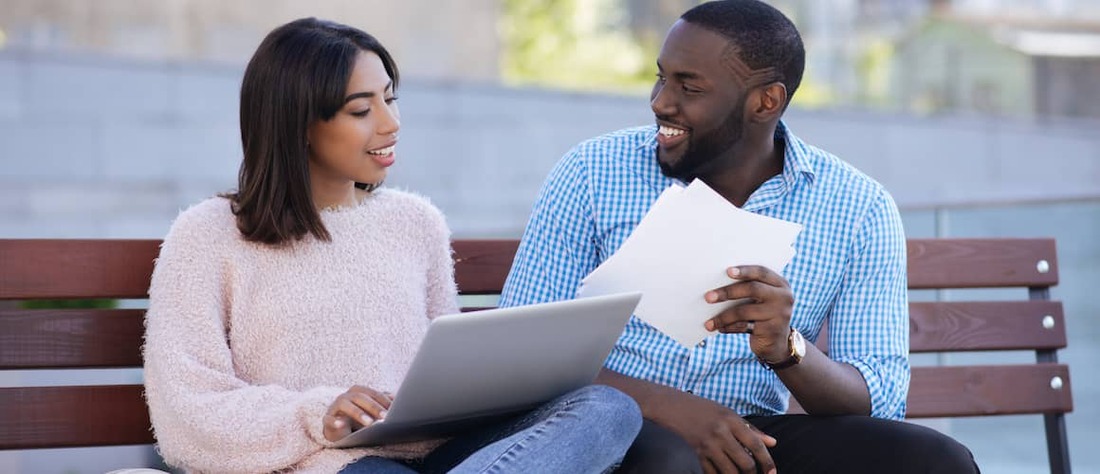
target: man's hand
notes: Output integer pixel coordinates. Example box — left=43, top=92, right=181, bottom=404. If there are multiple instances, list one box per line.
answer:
left=656, top=391, right=777, bottom=474
left=323, top=385, right=393, bottom=442
left=704, top=265, right=794, bottom=364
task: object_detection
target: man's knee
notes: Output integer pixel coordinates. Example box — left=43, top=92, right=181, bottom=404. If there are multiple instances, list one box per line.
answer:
left=877, top=421, right=980, bottom=474
left=916, top=428, right=980, bottom=473
left=615, top=420, right=702, bottom=474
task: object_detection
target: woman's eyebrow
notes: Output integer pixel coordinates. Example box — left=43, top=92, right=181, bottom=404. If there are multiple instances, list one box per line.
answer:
left=343, top=80, right=393, bottom=103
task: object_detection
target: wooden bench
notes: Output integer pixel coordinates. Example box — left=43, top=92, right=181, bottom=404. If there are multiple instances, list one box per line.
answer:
left=0, top=238, right=1073, bottom=473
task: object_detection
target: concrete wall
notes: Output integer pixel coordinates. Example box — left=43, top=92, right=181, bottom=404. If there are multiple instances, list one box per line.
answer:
left=1, top=50, right=1099, bottom=473
left=0, top=0, right=500, bottom=81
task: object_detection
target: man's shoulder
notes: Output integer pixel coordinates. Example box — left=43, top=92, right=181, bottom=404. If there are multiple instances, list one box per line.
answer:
left=790, top=132, right=888, bottom=201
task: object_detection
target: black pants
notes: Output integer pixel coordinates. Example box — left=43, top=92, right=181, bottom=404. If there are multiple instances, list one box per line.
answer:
left=616, top=416, right=981, bottom=474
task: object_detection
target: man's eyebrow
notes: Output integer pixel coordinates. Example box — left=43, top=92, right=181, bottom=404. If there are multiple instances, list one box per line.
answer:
left=343, top=80, right=393, bottom=103
left=673, top=71, right=703, bottom=81
left=656, top=62, right=703, bottom=81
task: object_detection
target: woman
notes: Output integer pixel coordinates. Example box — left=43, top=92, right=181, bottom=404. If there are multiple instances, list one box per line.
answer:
left=143, top=18, right=641, bottom=473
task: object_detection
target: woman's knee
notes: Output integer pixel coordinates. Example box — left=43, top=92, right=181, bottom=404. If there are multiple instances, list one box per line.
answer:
left=570, top=384, right=643, bottom=442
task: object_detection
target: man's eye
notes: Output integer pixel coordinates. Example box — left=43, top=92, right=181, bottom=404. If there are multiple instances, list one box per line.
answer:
left=655, top=74, right=667, bottom=84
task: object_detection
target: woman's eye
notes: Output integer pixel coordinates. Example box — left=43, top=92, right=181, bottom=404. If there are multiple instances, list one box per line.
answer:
left=351, top=110, right=370, bottom=117
left=385, top=96, right=399, bottom=104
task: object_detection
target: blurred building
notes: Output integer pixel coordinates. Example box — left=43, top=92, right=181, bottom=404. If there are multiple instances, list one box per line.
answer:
left=893, top=13, right=1100, bottom=118
left=951, top=0, right=1100, bottom=19
left=0, top=0, right=500, bottom=82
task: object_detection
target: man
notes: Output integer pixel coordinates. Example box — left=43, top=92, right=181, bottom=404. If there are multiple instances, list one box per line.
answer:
left=500, top=1, right=980, bottom=473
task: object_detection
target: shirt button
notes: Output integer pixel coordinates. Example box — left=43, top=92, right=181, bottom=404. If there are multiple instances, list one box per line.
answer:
left=686, top=389, right=694, bottom=394
left=697, top=340, right=707, bottom=348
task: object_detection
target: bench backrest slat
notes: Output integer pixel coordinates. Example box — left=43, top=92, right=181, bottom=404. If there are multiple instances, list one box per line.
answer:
left=0, top=385, right=152, bottom=449
left=909, top=301, right=1067, bottom=352
left=452, top=240, right=520, bottom=295
left=0, top=239, right=160, bottom=300
left=0, top=309, right=146, bottom=369
left=906, top=238, right=1058, bottom=288
left=2, top=300, right=1065, bottom=370
left=908, top=364, right=1073, bottom=418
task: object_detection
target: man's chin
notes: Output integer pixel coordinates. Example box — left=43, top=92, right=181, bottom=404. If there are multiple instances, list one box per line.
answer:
left=657, top=159, right=688, bottom=181
left=657, top=147, right=681, bottom=170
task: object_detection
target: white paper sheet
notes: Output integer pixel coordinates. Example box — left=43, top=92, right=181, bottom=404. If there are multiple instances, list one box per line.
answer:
left=578, top=179, right=802, bottom=347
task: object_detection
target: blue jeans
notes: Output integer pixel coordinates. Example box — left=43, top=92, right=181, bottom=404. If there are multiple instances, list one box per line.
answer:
left=340, top=384, right=642, bottom=473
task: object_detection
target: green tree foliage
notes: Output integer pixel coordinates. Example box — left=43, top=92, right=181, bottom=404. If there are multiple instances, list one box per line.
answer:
left=20, top=299, right=118, bottom=309
left=500, top=0, right=658, bottom=94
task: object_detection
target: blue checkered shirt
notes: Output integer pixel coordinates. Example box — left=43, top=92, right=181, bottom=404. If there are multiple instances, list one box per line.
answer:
left=500, top=122, right=910, bottom=420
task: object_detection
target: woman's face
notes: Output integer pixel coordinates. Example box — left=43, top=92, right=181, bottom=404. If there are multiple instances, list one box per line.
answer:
left=307, top=50, right=400, bottom=190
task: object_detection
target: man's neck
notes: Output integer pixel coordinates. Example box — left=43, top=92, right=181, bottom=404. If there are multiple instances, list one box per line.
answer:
left=700, top=133, right=785, bottom=208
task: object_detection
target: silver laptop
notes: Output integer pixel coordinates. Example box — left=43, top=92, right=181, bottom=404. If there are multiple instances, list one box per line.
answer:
left=333, top=291, right=642, bottom=448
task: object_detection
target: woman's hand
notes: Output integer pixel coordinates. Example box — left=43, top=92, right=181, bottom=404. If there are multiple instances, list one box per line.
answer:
left=323, top=385, right=393, bottom=442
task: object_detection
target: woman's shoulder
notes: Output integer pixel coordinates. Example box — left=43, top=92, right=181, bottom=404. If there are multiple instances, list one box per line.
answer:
left=163, top=196, right=238, bottom=245
left=375, top=188, right=446, bottom=223
left=368, top=188, right=451, bottom=243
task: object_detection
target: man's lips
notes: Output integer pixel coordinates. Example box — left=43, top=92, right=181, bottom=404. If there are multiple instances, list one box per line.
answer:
left=656, top=123, right=689, bottom=148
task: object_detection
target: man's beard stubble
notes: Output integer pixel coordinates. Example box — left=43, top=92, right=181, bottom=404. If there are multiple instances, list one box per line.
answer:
left=658, top=97, right=746, bottom=182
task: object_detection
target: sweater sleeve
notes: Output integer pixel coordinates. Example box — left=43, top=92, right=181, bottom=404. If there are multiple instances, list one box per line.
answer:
left=143, top=203, right=347, bottom=474
left=422, top=202, right=460, bottom=320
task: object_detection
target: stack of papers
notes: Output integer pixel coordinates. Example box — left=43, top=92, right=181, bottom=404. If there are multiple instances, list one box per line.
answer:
left=577, top=179, right=802, bottom=347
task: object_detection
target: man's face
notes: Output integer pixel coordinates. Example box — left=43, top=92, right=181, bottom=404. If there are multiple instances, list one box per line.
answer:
left=651, top=20, right=749, bottom=181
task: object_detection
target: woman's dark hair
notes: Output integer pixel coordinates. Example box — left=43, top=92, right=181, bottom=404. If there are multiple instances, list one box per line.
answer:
left=228, top=18, right=399, bottom=245
left=681, top=0, right=805, bottom=107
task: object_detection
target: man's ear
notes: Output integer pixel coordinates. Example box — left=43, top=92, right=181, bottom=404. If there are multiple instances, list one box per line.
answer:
left=749, top=82, right=787, bottom=123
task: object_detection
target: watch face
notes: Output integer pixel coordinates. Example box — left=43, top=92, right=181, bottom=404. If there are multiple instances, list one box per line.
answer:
left=792, top=329, right=807, bottom=357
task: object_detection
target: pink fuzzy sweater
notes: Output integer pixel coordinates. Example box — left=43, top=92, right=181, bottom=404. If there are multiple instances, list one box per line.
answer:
left=143, top=189, right=460, bottom=473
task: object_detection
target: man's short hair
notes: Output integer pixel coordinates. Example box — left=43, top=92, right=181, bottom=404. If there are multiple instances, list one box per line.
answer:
left=681, top=0, right=806, bottom=105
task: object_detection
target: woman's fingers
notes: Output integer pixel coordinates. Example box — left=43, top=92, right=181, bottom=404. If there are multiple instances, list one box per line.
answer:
left=322, top=386, right=393, bottom=441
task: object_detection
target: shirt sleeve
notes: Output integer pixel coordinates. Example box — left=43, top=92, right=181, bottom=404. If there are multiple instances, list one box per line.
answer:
left=500, top=147, right=599, bottom=307
left=143, top=209, right=345, bottom=473
left=827, top=188, right=910, bottom=420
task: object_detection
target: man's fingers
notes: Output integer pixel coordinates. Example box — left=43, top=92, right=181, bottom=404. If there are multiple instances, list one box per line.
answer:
left=701, top=439, right=741, bottom=474
left=701, top=458, right=718, bottom=474
left=708, top=299, right=779, bottom=332
left=731, top=420, right=776, bottom=474
left=706, top=280, right=772, bottom=304
left=701, top=424, right=753, bottom=474
left=728, top=265, right=786, bottom=287
left=747, top=422, right=778, bottom=448
left=708, top=318, right=755, bottom=334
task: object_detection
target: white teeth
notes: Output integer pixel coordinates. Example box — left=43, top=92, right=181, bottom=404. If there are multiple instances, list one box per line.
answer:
left=659, top=125, right=686, bottom=137
left=367, top=145, right=395, bottom=156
